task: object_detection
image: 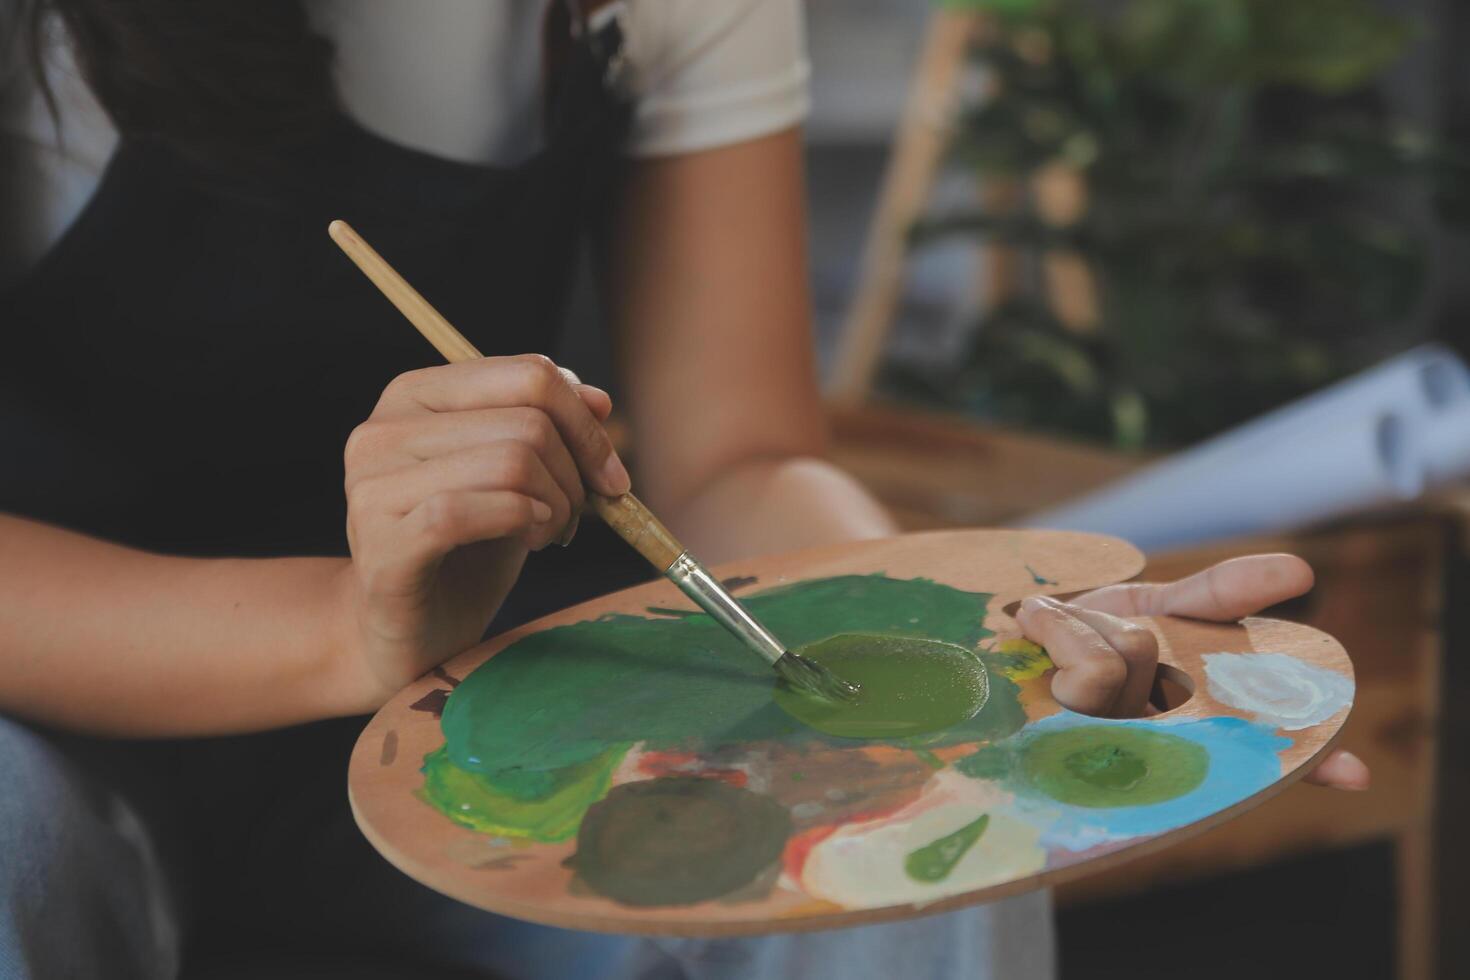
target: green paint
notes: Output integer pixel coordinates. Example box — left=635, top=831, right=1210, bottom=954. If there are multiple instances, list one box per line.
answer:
left=1064, top=744, right=1148, bottom=792
left=419, top=743, right=628, bottom=842
left=1024, top=564, right=1058, bottom=586
left=1022, top=726, right=1208, bottom=807
left=566, top=777, right=792, bottom=907
left=773, top=634, right=989, bottom=739
left=904, top=814, right=990, bottom=882
left=955, top=741, right=1017, bottom=781
left=440, top=575, right=1020, bottom=778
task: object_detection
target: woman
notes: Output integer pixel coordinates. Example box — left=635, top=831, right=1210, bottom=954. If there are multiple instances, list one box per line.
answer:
left=0, top=2, right=1366, bottom=978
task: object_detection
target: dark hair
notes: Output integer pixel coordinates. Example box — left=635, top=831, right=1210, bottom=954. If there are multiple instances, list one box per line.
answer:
left=19, top=0, right=337, bottom=156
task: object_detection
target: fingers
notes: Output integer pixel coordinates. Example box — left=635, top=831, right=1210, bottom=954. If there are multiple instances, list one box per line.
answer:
left=558, top=365, right=615, bottom=422
left=1053, top=602, right=1159, bottom=717
left=346, top=408, right=585, bottom=521
left=349, top=442, right=570, bottom=550
left=1018, top=595, right=1148, bottom=718
left=394, top=490, right=550, bottom=578
left=1072, top=554, right=1315, bottom=622
left=1302, top=749, right=1370, bottom=791
left=372, top=354, right=630, bottom=496
left=575, top=384, right=614, bottom=421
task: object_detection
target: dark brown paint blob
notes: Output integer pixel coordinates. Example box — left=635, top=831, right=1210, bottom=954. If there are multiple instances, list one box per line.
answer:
left=567, top=777, right=792, bottom=907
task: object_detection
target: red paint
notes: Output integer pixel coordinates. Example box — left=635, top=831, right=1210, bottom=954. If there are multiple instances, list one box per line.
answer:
left=781, top=802, right=914, bottom=879
left=782, top=825, right=839, bottom=879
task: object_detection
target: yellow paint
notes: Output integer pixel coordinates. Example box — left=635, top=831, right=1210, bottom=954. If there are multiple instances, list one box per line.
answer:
left=990, top=638, right=1054, bottom=681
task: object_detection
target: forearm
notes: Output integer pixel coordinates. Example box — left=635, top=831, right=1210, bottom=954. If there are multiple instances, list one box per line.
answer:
left=0, top=515, right=358, bottom=737
left=658, top=455, right=897, bottom=565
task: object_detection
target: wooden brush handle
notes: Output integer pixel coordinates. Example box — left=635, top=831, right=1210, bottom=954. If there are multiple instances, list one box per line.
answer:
left=329, top=219, right=689, bottom=574
left=588, top=493, right=684, bottom=571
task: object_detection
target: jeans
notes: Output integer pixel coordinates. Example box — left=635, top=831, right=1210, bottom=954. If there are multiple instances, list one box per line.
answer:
left=0, top=714, right=1055, bottom=980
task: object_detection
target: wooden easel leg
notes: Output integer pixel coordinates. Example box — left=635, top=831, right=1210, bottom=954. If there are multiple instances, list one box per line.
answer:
left=827, top=10, right=987, bottom=404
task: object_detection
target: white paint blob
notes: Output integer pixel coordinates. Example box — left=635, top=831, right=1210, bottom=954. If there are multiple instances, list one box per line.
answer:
left=1203, top=652, right=1353, bottom=731
left=797, top=771, right=1046, bottom=909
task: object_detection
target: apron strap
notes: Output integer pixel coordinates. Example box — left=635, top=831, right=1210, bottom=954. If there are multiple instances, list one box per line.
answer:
left=542, top=0, right=630, bottom=133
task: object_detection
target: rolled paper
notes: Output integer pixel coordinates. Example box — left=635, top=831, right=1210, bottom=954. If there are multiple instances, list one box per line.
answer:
left=1206, top=344, right=1469, bottom=449
left=1021, top=413, right=1425, bottom=551
left=1019, top=344, right=1470, bottom=549
left=1420, top=401, right=1470, bottom=488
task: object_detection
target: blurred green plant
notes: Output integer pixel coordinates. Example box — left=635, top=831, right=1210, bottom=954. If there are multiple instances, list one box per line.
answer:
left=888, top=0, right=1469, bottom=448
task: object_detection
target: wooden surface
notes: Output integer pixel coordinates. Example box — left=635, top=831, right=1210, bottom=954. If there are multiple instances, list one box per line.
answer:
left=826, top=401, right=1142, bottom=528
left=349, top=529, right=1354, bottom=937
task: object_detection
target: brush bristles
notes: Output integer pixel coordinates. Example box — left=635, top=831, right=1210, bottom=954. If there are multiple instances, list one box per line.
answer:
left=775, top=651, right=862, bottom=703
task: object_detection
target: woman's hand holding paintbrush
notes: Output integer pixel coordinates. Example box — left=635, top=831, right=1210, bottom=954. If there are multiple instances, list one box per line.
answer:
left=328, top=220, right=858, bottom=703
left=334, top=350, right=632, bottom=707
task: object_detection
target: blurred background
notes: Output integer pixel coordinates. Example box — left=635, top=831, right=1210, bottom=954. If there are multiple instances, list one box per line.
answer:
left=788, top=2, right=1468, bottom=979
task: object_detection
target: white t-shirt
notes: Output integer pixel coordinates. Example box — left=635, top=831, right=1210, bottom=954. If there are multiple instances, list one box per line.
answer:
left=0, top=0, right=809, bottom=283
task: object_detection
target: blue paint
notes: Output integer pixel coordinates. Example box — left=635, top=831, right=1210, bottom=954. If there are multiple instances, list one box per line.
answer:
left=963, top=711, right=1289, bottom=852
left=1024, top=564, right=1058, bottom=586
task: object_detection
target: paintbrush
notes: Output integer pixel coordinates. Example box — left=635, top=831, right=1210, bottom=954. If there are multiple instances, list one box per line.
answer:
left=328, top=220, right=860, bottom=703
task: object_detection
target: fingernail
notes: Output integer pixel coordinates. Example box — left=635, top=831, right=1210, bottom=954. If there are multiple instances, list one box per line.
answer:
left=531, top=500, right=553, bottom=523
left=600, top=454, right=631, bottom=495
left=1019, top=597, right=1044, bottom=616
left=556, top=509, right=581, bottom=547
left=558, top=366, right=582, bottom=386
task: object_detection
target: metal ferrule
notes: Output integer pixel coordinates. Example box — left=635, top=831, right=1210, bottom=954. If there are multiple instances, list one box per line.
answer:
left=665, top=552, right=786, bottom=667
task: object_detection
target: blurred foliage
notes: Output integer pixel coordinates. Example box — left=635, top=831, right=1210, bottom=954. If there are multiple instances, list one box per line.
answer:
left=887, top=0, right=1470, bottom=449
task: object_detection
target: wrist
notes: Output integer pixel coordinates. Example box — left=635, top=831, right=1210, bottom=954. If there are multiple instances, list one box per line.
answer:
left=318, top=559, right=393, bottom=717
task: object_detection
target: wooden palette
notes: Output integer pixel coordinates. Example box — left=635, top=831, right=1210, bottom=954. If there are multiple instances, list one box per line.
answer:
left=348, top=529, right=1353, bottom=936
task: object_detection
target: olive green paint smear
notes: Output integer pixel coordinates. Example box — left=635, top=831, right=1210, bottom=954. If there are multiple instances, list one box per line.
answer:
left=440, top=575, right=1021, bottom=777
left=1021, top=726, right=1207, bottom=807
left=905, top=814, right=990, bottom=883
left=419, top=743, right=629, bottom=842
left=773, top=634, right=989, bottom=739
left=566, top=777, right=792, bottom=907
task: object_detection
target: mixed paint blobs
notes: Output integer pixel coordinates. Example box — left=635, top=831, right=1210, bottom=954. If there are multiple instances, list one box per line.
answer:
left=1020, top=726, right=1207, bottom=808
left=958, top=713, right=1291, bottom=851
left=796, top=771, right=1047, bottom=908
left=774, top=634, right=989, bottom=739
left=438, top=574, right=1012, bottom=779
left=566, top=776, right=792, bottom=907
left=414, top=573, right=1081, bottom=908
left=419, top=743, right=629, bottom=842
left=1203, top=651, right=1353, bottom=731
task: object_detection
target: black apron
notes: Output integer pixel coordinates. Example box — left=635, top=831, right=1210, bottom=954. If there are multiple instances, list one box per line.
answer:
left=0, top=10, right=655, bottom=966
left=0, top=9, right=651, bottom=619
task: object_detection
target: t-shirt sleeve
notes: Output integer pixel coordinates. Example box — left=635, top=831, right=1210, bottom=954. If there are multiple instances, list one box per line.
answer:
left=623, top=0, right=809, bottom=158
